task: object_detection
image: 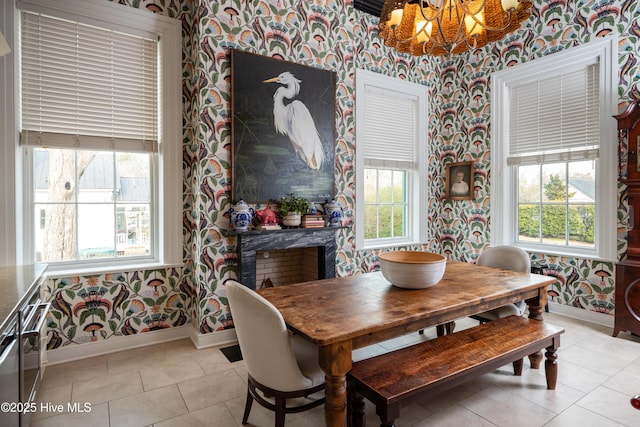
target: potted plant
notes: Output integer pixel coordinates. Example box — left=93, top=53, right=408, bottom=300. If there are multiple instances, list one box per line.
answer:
left=278, top=194, right=309, bottom=227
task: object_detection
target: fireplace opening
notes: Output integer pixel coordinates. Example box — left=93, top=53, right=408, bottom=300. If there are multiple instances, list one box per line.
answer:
left=255, top=247, right=319, bottom=288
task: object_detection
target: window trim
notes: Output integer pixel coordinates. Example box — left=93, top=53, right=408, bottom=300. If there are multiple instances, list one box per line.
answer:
left=491, top=36, right=618, bottom=261
left=0, top=0, right=17, bottom=266
left=355, top=69, right=428, bottom=251
left=5, top=0, right=182, bottom=273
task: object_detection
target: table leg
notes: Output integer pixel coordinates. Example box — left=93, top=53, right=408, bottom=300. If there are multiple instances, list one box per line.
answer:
left=528, top=350, right=543, bottom=369
left=526, top=300, right=545, bottom=321
left=527, top=288, right=548, bottom=368
left=320, top=341, right=353, bottom=427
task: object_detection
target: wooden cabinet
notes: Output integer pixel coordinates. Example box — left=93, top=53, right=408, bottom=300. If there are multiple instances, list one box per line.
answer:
left=614, top=100, right=640, bottom=337
left=614, top=259, right=640, bottom=336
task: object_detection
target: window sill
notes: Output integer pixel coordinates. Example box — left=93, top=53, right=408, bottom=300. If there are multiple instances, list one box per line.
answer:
left=44, top=261, right=184, bottom=278
left=515, top=242, right=616, bottom=263
left=362, top=239, right=426, bottom=252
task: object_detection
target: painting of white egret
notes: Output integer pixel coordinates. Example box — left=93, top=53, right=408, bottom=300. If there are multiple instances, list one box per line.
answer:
left=231, top=49, right=336, bottom=203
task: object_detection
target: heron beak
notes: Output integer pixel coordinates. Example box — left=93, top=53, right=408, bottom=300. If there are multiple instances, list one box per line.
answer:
left=263, top=77, right=279, bottom=83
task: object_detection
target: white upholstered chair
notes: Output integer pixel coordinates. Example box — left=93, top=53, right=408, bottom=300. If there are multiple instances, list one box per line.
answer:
left=225, top=279, right=325, bottom=427
left=473, top=245, right=531, bottom=322
left=469, top=245, right=533, bottom=375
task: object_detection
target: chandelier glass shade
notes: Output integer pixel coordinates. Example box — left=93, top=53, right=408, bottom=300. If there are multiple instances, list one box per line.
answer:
left=379, top=0, right=533, bottom=56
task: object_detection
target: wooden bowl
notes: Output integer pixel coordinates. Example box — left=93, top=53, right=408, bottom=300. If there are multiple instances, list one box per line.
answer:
left=378, top=251, right=447, bottom=289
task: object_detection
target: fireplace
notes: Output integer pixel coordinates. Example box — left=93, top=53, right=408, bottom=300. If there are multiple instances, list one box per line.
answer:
left=255, top=247, right=319, bottom=288
left=234, top=227, right=342, bottom=290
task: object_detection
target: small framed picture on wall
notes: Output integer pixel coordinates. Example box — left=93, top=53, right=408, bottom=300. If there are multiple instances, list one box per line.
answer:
left=445, top=161, right=473, bottom=200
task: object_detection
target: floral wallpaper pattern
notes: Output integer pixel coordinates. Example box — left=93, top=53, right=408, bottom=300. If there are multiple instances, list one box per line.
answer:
left=43, top=0, right=638, bottom=348
left=45, top=268, right=190, bottom=347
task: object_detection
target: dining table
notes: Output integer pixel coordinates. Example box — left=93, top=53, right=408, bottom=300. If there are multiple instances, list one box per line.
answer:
left=257, top=260, right=556, bottom=427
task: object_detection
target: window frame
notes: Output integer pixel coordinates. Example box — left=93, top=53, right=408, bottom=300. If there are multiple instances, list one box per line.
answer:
left=355, top=69, right=428, bottom=250
left=491, top=36, right=618, bottom=261
left=2, top=0, right=182, bottom=273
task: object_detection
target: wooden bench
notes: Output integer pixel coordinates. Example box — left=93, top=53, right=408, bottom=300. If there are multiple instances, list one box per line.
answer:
left=347, top=315, right=564, bottom=427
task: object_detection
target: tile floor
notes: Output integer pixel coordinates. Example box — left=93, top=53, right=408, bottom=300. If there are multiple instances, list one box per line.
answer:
left=32, top=312, right=640, bottom=427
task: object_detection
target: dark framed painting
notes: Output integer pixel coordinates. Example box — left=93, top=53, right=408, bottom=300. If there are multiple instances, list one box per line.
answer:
left=445, top=161, right=474, bottom=200
left=231, top=49, right=336, bottom=203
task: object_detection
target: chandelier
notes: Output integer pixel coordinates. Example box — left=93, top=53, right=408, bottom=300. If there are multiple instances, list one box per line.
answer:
left=378, top=0, right=533, bottom=56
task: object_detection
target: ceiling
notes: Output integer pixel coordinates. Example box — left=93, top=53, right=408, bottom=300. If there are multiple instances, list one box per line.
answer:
left=354, top=0, right=384, bottom=17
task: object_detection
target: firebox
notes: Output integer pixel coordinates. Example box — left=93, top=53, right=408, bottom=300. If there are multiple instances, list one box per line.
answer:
left=234, top=227, right=343, bottom=290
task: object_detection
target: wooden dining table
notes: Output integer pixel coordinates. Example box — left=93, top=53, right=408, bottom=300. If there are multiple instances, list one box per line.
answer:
left=257, top=260, right=556, bottom=427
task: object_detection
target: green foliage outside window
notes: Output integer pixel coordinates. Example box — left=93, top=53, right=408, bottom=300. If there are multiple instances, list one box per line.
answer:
left=518, top=205, right=595, bottom=244
left=543, top=174, right=575, bottom=201
left=363, top=168, right=406, bottom=240
left=518, top=172, right=594, bottom=246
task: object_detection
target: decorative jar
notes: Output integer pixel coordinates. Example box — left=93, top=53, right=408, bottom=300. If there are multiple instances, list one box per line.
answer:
left=227, top=200, right=255, bottom=231
left=324, top=199, right=343, bottom=227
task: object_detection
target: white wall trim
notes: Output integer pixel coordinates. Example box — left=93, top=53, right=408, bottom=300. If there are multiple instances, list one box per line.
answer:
left=190, top=327, right=238, bottom=350
left=547, top=301, right=614, bottom=329
left=46, top=325, right=191, bottom=366
left=0, top=0, right=17, bottom=267
left=46, top=326, right=239, bottom=366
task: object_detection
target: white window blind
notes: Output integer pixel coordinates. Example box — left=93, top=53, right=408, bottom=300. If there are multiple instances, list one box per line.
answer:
left=507, top=61, right=600, bottom=165
left=20, top=11, right=158, bottom=153
left=363, top=86, right=417, bottom=168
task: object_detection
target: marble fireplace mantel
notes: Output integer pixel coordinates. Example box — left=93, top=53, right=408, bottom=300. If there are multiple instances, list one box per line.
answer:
left=232, top=227, right=346, bottom=290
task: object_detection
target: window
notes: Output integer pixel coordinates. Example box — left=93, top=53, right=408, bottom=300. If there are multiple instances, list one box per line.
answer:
left=10, top=0, right=182, bottom=272
left=355, top=69, right=427, bottom=250
left=491, top=37, right=617, bottom=260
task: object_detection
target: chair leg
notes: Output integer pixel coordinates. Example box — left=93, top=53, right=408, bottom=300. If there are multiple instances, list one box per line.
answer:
left=348, top=386, right=365, bottom=427
left=445, top=321, right=455, bottom=334
left=275, top=393, right=286, bottom=427
left=241, top=382, right=254, bottom=424
left=436, top=321, right=455, bottom=337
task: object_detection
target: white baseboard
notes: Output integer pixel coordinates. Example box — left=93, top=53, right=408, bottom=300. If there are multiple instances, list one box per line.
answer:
left=46, top=324, right=239, bottom=366
left=190, top=327, right=238, bottom=350
left=46, top=325, right=192, bottom=366
left=547, top=302, right=614, bottom=328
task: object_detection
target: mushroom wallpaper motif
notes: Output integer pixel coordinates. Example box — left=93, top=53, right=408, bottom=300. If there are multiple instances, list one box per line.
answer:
left=45, top=269, right=189, bottom=347
left=41, top=0, right=639, bottom=347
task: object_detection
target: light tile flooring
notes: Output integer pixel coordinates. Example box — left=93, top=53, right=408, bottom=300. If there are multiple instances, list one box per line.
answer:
left=32, top=312, right=640, bottom=427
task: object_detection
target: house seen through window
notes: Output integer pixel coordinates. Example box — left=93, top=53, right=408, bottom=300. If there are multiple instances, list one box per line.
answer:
left=16, top=0, right=182, bottom=270
left=34, top=150, right=152, bottom=261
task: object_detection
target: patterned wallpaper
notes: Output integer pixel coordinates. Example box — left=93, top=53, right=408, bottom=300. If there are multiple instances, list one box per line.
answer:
left=45, top=0, right=199, bottom=349
left=44, top=0, right=639, bottom=349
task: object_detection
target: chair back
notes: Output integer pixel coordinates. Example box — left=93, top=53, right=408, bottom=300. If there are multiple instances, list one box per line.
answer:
left=477, top=245, right=531, bottom=273
left=225, top=280, right=314, bottom=391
